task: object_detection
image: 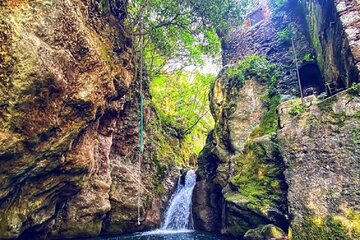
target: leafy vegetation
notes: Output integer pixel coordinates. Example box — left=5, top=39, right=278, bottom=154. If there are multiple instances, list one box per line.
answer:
left=128, top=0, right=253, bottom=78
left=226, top=54, right=276, bottom=84
left=126, top=0, right=258, bottom=166
left=149, top=71, right=215, bottom=154
left=289, top=99, right=307, bottom=117
left=349, top=83, right=360, bottom=96
left=303, top=53, right=312, bottom=62
left=277, top=27, right=292, bottom=43
left=271, top=0, right=288, bottom=12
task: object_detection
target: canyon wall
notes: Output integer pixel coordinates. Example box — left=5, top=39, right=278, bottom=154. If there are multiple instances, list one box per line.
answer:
left=301, top=0, right=360, bottom=93
left=194, top=0, right=360, bottom=239
left=278, top=88, right=360, bottom=240
left=0, top=0, right=178, bottom=239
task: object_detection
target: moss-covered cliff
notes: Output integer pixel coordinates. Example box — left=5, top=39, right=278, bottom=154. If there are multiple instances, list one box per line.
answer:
left=0, top=0, right=181, bottom=239
left=193, top=55, right=288, bottom=238
left=193, top=0, right=360, bottom=239
left=300, top=0, right=360, bottom=92
left=278, top=86, right=360, bottom=240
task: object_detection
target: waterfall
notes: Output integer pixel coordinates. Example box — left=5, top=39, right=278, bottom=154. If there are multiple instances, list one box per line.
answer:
left=161, top=170, right=196, bottom=230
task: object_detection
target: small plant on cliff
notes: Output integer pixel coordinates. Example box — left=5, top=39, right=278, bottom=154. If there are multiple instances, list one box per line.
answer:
left=271, top=0, right=288, bottom=12
left=303, top=53, right=312, bottom=62
left=226, top=54, right=276, bottom=84
left=289, top=100, right=307, bottom=117
left=349, top=83, right=360, bottom=96
left=277, top=27, right=292, bottom=43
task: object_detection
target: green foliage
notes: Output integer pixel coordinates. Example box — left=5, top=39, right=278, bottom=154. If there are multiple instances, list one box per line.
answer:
left=127, top=0, right=254, bottom=166
left=303, top=53, right=312, bottom=62
left=128, top=0, right=252, bottom=77
left=349, top=83, right=360, bottom=96
left=277, top=27, right=292, bottom=43
left=226, top=54, right=277, bottom=85
left=289, top=100, right=306, bottom=117
left=149, top=71, right=215, bottom=158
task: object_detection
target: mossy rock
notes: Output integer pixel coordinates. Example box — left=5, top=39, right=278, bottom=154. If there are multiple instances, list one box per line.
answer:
left=293, top=212, right=360, bottom=240
left=244, top=224, right=287, bottom=240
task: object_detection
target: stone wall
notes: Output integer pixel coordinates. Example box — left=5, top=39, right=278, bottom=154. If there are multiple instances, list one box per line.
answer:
left=301, top=0, right=360, bottom=93
left=0, top=0, right=178, bottom=239
left=278, top=87, right=360, bottom=239
left=223, top=0, right=313, bottom=98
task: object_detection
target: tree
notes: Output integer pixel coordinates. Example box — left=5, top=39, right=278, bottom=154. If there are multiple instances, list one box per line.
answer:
left=127, top=0, right=252, bottom=77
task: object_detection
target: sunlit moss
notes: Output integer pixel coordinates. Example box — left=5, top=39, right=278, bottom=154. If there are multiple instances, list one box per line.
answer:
left=293, top=212, right=360, bottom=240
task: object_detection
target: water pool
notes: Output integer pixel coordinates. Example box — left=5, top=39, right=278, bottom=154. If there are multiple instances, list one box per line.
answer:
left=81, top=230, right=235, bottom=240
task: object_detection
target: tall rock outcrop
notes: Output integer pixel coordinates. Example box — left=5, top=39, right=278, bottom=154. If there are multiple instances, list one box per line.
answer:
left=301, top=0, right=360, bottom=92
left=193, top=60, right=288, bottom=238
left=0, top=0, right=179, bottom=239
left=278, top=87, right=360, bottom=239
left=194, top=0, right=360, bottom=239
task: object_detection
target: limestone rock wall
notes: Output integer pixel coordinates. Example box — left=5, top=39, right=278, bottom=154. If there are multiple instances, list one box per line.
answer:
left=193, top=69, right=288, bottom=238
left=223, top=1, right=312, bottom=98
left=194, top=0, right=360, bottom=239
left=301, top=0, right=360, bottom=92
left=278, top=87, right=360, bottom=239
left=0, top=0, right=178, bottom=239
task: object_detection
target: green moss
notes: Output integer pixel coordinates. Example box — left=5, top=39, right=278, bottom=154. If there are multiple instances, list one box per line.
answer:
left=230, top=138, right=285, bottom=212
left=350, top=128, right=360, bottom=145
left=293, top=213, right=360, bottom=240
left=354, top=111, right=360, bottom=118
left=303, top=53, right=312, bottom=62
left=348, top=83, right=360, bottom=96
left=250, top=95, right=280, bottom=137
left=305, top=3, right=324, bottom=72
left=245, top=224, right=286, bottom=240
left=317, top=96, right=337, bottom=112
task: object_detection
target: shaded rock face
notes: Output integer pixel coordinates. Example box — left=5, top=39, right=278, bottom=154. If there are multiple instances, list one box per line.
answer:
left=301, top=0, right=360, bottom=92
left=278, top=88, right=360, bottom=239
left=223, top=1, right=313, bottom=97
left=0, top=0, right=178, bottom=239
left=193, top=70, right=288, bottom=238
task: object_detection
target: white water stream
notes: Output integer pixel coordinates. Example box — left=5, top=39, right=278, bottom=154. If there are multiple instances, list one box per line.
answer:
left=142, top=170, right=197, bottom=235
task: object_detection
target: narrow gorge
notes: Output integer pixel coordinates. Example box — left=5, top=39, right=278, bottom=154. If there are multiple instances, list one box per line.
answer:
left=0, top=0, right=359, bottom=240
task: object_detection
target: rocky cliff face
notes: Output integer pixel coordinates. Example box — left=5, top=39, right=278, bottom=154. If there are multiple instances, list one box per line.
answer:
left=301, top=0, right=360, bottom=92
left=278, top=87, right=360, bottom=239
left=0, top=1, right=178, bottom=239
left=193, top=65, right=288, bottom=238
left=194, top=0, right=360, bottom=239
left=223, top=0, right=312, bottom=98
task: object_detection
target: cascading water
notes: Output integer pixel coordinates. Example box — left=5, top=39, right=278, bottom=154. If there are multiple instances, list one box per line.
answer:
left=161, top=170, right=197, bottom=230
left=115, top=169, right=231, bottom=239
